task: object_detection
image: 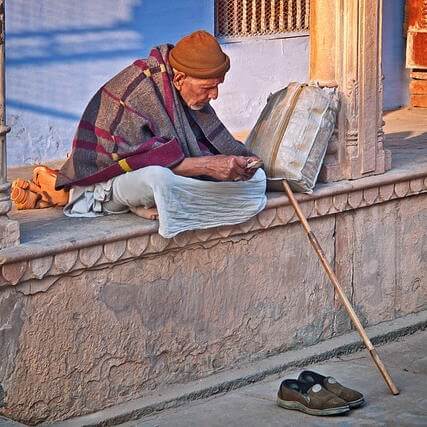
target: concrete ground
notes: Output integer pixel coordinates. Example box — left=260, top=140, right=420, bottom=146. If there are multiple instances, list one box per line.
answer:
left=119, top=330, right=427, bottom=427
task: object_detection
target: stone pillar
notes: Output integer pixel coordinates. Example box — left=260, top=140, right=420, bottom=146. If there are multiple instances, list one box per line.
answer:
left=310, top=0, right=391, bottom=182
left=0, top=1, right=19, bottom=248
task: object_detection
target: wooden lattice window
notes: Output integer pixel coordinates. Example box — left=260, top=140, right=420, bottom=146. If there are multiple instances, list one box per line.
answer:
left=215, top=0, right=310, bottom=38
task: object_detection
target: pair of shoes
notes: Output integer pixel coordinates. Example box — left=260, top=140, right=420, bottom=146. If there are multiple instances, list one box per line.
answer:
left=11, top=166, right=69, bottom=210
left=277, top=370, right=364, bottom=416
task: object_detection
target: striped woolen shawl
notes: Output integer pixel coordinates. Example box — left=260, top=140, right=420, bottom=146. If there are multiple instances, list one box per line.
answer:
left=56, top=44, right=253, bottom=189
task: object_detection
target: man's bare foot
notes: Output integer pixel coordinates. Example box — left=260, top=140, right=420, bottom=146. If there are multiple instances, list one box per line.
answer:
left=129, top=206, right=159, bottom=220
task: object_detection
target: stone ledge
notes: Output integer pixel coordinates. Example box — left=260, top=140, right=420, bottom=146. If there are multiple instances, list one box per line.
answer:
left=55, top=310, right=427, bottom=427
left=0, top=162, right=426, bottom=291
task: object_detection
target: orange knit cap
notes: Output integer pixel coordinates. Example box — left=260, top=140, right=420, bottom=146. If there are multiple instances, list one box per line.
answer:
left=169, top=30, right=230, bottom=79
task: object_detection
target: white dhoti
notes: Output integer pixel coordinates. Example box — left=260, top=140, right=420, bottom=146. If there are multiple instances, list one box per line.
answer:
left=65, top=166, right=267, bottom=238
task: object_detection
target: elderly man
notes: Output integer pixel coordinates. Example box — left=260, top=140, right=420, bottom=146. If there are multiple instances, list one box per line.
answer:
left=56, top=31, right=266, bottom=237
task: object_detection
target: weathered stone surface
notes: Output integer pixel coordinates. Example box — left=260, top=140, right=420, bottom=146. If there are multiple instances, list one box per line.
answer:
left=315, top=195, right=333, bottom=216
left=348, top=190, right=363, bottom=209
left=380, top=183, right=395, bottom=200
left=53, top=250, right=78, bottom=274
left=334, top=212, right=355, bottom=334
left=410, top=177, right=424, bottom=193
left=276, top=205, right=295, bottom=224
left=337, top=195, right=427, bottom=327
left=148, top=233, right=170, bottom=253
left=29, top=256, right=53, bottom=279
left=333, top=193, right=347, bottom=211
left=257, top=208, right=277, bottom=228
left=0, top=193, right=426, bottom=424
left=346, top=200, right=400, bottom=326
left=363, top=187, right=379, bottom=205
left=0, top=289, right=25, bottom=401
left=0, top=219, right=336, bottom=424
left=1, top=262, right=26, bottom=285
left=79, top=245, right=103, bottom=268
left=126, top=235, right=150, bottom=257
left=103, top=240, right=127, bottom=263
left=394, top=194, right=427, bottom=316
left=0, top=217, right=20, bottom=250
left=394, top=181, right=410, bottom=198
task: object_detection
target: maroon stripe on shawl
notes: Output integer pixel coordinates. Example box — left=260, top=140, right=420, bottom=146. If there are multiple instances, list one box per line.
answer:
left=73, top=138, right=112, bottom=158
left=150, top=48, right=175, bottom=122
left=79, top=121, right=113, bottom=141
left=69, top=137, right=185, bottom=187
left=133, top=59, right=149, bottom=71
left=102, top=87, right=155, bottom=133
left=79, top=120, right=129, bottom=146
left=134, top=61, right=163, bottom=76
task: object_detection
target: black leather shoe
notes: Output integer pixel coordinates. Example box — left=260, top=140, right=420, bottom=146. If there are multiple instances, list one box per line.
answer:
left=298, top=370, right=365, bottom=409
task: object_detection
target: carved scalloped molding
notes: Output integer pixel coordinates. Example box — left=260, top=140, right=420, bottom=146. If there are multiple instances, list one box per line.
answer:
left=1, top=176, right=427, bottom=290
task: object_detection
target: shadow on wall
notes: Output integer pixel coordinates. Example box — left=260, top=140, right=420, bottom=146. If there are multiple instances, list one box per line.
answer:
left=6, top=0, right=213, bottom=166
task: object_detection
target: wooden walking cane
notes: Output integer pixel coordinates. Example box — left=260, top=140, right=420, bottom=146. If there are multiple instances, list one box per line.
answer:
left=282, top=180, right=399, bottom=396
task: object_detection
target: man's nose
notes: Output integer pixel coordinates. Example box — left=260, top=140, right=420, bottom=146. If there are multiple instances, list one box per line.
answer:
left=209, top=87, right=218, bottom=100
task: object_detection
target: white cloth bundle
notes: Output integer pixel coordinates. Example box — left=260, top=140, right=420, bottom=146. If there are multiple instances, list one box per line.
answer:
left=246, top=82, right=339, bottom=193
left=65, top=166, right=267, bottom=239
left=146, top=167, right=267, bottom=238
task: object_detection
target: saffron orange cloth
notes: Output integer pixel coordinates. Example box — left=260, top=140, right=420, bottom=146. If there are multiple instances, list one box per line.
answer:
left=11, top=166, right=68, bottom=210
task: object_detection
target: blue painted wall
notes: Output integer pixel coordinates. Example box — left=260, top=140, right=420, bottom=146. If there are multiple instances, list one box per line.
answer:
left=382, top=0, right=408, bottom=110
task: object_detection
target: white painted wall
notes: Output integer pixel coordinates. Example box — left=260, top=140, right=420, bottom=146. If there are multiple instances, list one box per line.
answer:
left=213, top=36, right=309, bottom=135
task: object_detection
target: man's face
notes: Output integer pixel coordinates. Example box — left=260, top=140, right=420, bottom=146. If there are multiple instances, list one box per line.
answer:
left=173, top=71, right=224, bottom=110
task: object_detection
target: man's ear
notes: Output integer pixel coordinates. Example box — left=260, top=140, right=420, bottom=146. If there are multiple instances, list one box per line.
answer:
left=172, top=71, right=187, bottom=91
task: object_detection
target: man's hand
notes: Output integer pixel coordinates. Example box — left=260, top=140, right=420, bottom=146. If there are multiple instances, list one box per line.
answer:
left=243, top=157, right=264, bottom=179
left=203, top=155, right=254, bottom=181
left=172, top=155, right=262, bottom=181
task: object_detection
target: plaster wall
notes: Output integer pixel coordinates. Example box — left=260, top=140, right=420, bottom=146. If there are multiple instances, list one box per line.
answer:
left=212, top=36, right=309, bottom=135
left=0, top=194, right=425, bottom=424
